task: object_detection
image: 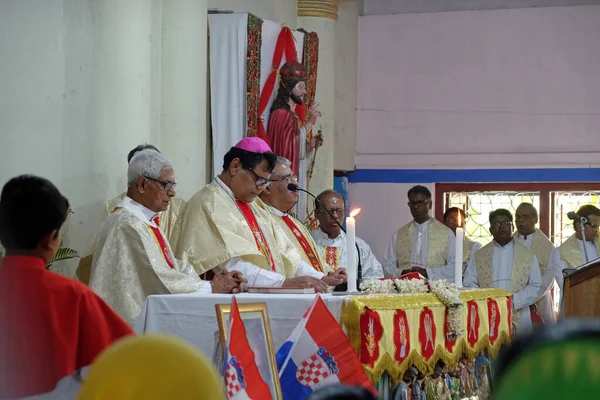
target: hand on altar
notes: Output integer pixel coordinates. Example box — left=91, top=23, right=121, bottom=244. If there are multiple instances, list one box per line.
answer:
left=322, top=268, right=347, bottom=286
left=210, top=269, right=247, bottom=294
left=283, top=276, right=329, bottom=293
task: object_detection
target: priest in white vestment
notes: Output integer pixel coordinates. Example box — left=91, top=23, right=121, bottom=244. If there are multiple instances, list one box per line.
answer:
left=550, top=204, right=600, bottom=301
left=443, top=207, right=482, bottom=276
left=464, top=209, right=542, bottom=333
left=171, top=138, right=330, bottom=292
left=514, top=202, right=556, bottom=323
left=310, top=190, right=384, bottom=280
left=257, top=158, right=345, bottom=285
left=89, top=150, right=245, bottom=325
left=383, top=185, right=456, bottom=280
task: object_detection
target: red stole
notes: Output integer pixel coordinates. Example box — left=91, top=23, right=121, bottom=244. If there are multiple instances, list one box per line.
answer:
left=281, top=215, right=323, bottom=272
left=236, top=200, right=276, bottom=271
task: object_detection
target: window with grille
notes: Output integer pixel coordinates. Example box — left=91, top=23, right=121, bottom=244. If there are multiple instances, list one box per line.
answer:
left=434, top=183, right=600, bottom=245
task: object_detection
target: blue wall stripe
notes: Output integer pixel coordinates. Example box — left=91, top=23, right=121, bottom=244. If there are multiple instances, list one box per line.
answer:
left=347, top=168, right=600, bottom=184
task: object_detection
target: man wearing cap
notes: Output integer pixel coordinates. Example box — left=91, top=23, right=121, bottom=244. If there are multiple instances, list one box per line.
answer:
left=268, top=60, right=323, bottom=220
left=172, top=138, right=342, bottom=292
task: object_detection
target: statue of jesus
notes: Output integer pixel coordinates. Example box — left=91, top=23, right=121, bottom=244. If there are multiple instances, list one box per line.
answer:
left=267, top=60, right=323, bottom=221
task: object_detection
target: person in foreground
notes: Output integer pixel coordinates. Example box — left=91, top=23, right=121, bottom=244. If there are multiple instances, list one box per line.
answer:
left=89, top=150, right=244, bottom=326
left=464, top=209, right=542, bottom=334
left=258, top=157, right=346, bottom=285
left=172, top=137, right=333, bottom=292
left=0, top=175, right=134, bottom=398
left=383, top=185, right=456, bottom=280
left=513, top=202, right=556, bottom=323
left=311, top=190, right=384, bottom=280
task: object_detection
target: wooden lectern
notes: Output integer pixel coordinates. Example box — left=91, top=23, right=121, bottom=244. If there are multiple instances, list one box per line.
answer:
left=563, top=258, right=600, bottom=318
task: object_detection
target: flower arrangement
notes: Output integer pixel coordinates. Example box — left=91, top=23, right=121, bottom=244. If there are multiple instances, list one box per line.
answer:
left=359, top=275, right=464, bottom=339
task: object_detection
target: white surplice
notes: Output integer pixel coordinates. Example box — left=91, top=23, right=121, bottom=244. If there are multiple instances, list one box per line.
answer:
left=464, top=240, right=542, bottom=333
left=310, top=228, right=384, bottom=280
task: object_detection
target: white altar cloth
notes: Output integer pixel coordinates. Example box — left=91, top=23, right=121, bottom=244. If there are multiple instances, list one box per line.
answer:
left=135, top=293, right=345, bottom=359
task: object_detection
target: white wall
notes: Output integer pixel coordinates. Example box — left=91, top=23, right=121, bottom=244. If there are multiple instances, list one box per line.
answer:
left=358, top=5, right=600, bottom=170
left=0, top=0, right=207, bottom=276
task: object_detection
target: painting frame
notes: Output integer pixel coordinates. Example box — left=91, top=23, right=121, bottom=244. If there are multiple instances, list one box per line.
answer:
left=216, top=302, right=283, bottom=400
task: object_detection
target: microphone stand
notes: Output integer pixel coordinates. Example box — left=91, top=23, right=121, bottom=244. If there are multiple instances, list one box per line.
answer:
left=288, top=184, right=363, bottom=291
left=579, top=216, right=590, bottom=264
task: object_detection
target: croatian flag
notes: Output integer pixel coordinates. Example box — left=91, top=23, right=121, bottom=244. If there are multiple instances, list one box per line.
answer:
left=275, top=296, right=376, bottom=399
left=224, top=297, right=272, bottom=400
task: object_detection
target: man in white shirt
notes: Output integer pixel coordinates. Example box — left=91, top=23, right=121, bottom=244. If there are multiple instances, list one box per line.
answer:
left=550, top=204, right=600, bottom=296
left=383, top=185, right=456, bottom=280
left=89, top=150, right=245, bottom=325
left=171, top=137, right=330, bottom=292
left=464, top=209, right=542, bottom=334
left=514, top=202, right=556, bottom=323
left=310, top=190, right=384, bottom=280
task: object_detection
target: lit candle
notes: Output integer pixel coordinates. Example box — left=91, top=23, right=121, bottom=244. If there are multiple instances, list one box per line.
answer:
left=454, top=210, right=464, bottom=288
left=346, top=208, right=361, bottom=293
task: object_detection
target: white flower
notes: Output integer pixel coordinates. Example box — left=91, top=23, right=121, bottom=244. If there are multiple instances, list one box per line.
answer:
left=395, top=278, right=428, bottom=294
left=429, top=280, right=463, bottom=337
left=360, top=279, right=396, bottom=294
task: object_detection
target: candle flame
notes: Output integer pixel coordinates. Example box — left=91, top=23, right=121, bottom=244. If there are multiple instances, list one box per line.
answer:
left=457, top=210, right=462, bottom=227
left=349, top=208, right=361, bottom=218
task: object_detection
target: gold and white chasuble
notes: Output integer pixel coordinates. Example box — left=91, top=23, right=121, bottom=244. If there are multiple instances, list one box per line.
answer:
left=465, top=240, right=542, bottom=332
left=383, top=218, right=456, bottom=281
left=89, top=196, right=209, bottom=326
left=106, top=193, right=186, bottom=242
left=550, top=233, right=600, bottom=292
left=514, top=229, right=556, bottom=322
left=171, top=178, right=324, bottom=287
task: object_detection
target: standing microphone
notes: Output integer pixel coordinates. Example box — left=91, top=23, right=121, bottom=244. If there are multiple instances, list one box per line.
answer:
left=287, top=183, right=363, bottom=289
left=567, top=212, right=579, bottom=221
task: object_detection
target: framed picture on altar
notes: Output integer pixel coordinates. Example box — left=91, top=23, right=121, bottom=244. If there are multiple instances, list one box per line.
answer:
left=215, top=302, right=282, bottom=400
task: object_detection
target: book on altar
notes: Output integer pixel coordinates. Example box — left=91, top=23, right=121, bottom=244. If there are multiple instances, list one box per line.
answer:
left=248, top=287, right=334, bottom=294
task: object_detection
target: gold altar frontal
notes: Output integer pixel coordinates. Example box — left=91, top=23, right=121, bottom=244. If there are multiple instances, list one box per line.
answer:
left=340, top=289, right=513, bottom=383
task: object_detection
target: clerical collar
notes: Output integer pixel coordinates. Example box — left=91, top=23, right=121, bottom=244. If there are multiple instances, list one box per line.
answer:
left=494, top=239, right=515, bottom=248
left=315, top=227, right=344, bottom=241
left=413, top=219, right=430, bottom=228
left=122, top=196, right=159, bottom=227
left=215, top=176, right=235, bottom=201
left=518, top=232, right=534, bottom=240
left=266, top=204, right=286, bottom=217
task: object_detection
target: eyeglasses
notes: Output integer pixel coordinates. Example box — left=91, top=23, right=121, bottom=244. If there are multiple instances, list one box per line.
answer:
left=317, top=208, right=345, bottom=217
left=491, top=220, right=513, bottom=228
left=584, top=222, right=599, bottom=229
left=272, top=174, right=298, bottom=185
left=244, top=168, right=272, bottom=187
left=144, top=176, right=177, bottom=192
left=408, top=200, right=430, bottom=208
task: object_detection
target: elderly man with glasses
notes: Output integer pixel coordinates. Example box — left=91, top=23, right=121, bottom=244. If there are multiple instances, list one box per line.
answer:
left=89, top=150, right=245, bottom=325
left=258, top=157, right=346, bottom=287
left=310, top=190, right=383, bottom=280
left=383, top=185, right=457, bottom=280
left=172, top=138, right=333, bottom=292
left=464, top=209, right=542, bottom=334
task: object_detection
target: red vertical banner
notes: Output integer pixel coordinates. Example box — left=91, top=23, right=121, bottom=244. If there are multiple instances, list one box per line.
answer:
left=444, top=310, right=457, bottom=353
left=487, top=298, right=501, bottom=345
left=506, top=296, right=513, bottom=337
left=359, top=308, right=383, bottom=368
left=393, top=310, right=411, bottom=363
left=466, top=301, right=480, bottom=348
left=418, top=307, right=436, bottom=361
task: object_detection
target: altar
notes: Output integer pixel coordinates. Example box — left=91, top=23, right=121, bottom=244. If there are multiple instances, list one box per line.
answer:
left=136, top=288, right=513, bottom=386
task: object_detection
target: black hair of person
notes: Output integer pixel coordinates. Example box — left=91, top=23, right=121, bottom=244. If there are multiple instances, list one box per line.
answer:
left=306, top=385, right=377, bottom=400
left=127, top=144, right=161, bottom=164
left=489, top=208, right=513, bottom=225
left=0, top=175, right=70, bottom=250
left=222, top=147, right=277, bottom=173
left=443, top=207, right=466, bottom=222
left=574, top=204, right=600, bottom=229
left=407, top=185, right=431, bottom=199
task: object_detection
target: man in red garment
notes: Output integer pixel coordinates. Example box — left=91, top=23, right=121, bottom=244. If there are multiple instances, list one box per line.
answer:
left=267, top=60, right=323, bottom=220
left=0, top=175, right=134, bottom=398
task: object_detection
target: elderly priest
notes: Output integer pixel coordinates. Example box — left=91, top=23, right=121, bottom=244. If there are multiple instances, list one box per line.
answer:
left=258, top=158, right=346, bottom=285
left=172, top=138, right=331, bottom=292
left=464, top=209, right=542, bottom=333
left=310, top=190, right=384, bottom=280
left=90, top=150, right=245, bottom=325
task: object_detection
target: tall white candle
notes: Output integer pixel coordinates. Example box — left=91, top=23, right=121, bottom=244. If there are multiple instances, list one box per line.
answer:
left=346, top=214, right=357, bottom=292
left=454, top=223, right=465, bottom=288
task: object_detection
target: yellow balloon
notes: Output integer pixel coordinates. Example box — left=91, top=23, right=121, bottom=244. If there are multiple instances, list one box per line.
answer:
left=77, top=334, right=225, bottom=400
